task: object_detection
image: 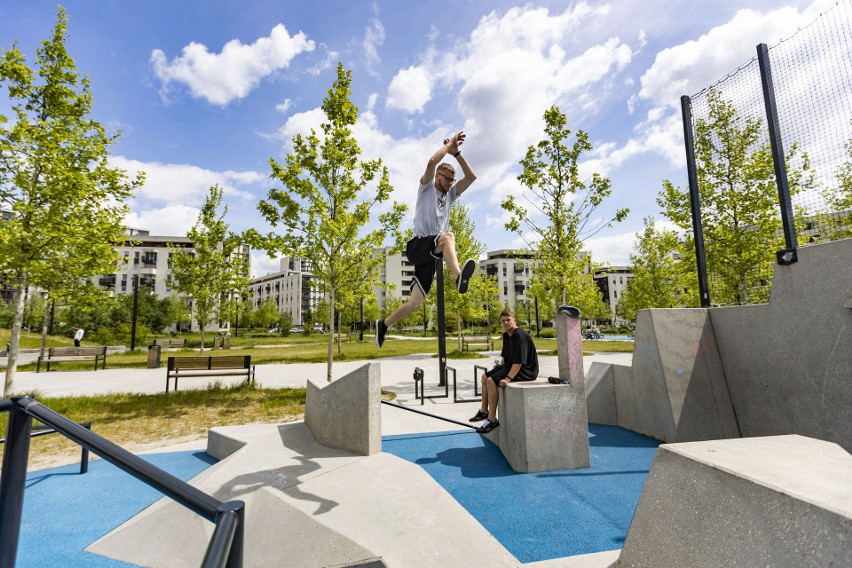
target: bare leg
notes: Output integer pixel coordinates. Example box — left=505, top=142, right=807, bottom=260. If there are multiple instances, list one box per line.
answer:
left=479, top=373, right=489, bottom=411
left=435, top=233, right=461, bottom=278
left=384, top=285, right=424, bottom=327
left=486, top=378, right=499, bottom=421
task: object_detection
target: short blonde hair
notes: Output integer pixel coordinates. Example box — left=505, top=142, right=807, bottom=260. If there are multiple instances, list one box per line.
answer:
left=437, top=163, right=455, bottom=177
left=499, top=308, right=515, bottom=319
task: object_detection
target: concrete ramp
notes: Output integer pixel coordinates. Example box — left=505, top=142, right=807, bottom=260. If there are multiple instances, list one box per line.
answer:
left=88, top=422, right=518, bottom=567
left=619, top=435, right=852, bottom=567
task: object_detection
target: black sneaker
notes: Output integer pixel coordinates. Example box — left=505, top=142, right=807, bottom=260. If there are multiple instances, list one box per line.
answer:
left=469, top=409, right=488, bottom=422
left=476, top=419, right=500, bottom=434
left=456, top=259, right=476, bottom=294
left=376, top=319, right=388, bottom=348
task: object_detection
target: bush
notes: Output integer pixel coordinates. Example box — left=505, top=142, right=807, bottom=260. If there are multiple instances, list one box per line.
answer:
left=539, top=328, right=556, bottom=338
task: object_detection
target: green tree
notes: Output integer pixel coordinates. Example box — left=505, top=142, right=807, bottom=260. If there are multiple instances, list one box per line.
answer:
left=440, top=204, right=491, bottom=350
left=170, top=185, right=249, bottom=353
left=255, top=298, right=279, bottom=331
left=659, top=89, right=813, bottom=306
left=0, top=8, right=143, bottom=395
left=616, top=217, right=689, bottom=322
left=502, top=105, right=628, bottom=315
left=818, top=128, right=852, bottom=240
left=252, top=63, right=406, bottom=381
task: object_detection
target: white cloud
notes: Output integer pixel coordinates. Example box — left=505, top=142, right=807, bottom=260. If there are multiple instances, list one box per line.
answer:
left=251, top=251, right=282, bottom=278
left=386, top=66, right=433, bottom=113
left=151, top=24, right=315, bottom=106
left=275, top=99, right=293, bottom=113
left=584, top=230, right=640, bottom=266
left=123, top=205, right=202, bottom=237
left=363, top=8, right=385, bottom=76
left=110, top=156, right=263, bottom=207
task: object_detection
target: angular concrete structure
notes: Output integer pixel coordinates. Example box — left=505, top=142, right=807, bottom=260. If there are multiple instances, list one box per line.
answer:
left=584, top=362, right=620, bottom=426
left=496, top=382, right=590, bottom=472
left=305, top=362, right=381, bottom=455
left=619, top=435, right=852, bottom=568
left=627, top=308, right=739, bottom=443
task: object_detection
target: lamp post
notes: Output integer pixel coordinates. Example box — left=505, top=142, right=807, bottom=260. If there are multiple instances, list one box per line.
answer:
left=359, top=298, right=364, bottom=342
left=130, top=274, right=139, bottom=351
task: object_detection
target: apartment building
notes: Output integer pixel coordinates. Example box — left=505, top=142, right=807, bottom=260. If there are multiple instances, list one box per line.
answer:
left=479, top=249, right=535, bottom=311
left=593, top=266, right=634, bottom=323
left=247, top=256, right=322, bottom=327
left=94, top=228, right=251, bottom=331
left=372, top=246, right=415, bottom=312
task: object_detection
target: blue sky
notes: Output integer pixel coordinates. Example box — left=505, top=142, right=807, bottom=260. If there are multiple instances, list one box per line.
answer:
left=0, top=0, right=840, bottom=276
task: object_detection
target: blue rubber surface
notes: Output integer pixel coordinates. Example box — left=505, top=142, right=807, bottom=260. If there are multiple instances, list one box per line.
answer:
left=382, top=424, right=659, bottom=563
left=17, top=451, right=216, bottom=568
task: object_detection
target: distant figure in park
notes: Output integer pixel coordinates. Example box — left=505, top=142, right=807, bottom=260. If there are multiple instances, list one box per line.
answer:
left=469, top=308, right=539, bottom=433
left=376, top=131, right=478, bottom=348
left=73, top=326, right=84, bottom=347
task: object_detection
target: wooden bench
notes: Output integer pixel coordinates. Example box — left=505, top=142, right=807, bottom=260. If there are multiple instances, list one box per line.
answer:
left=462, top=335, right=494, bottom=351
left=333, top=333, right=350, bottom=342
left=166, top=355, right=255, bottom=393
left=152, top=338, right=186, bottom=348
left=37, top=346, right=108, bottom=373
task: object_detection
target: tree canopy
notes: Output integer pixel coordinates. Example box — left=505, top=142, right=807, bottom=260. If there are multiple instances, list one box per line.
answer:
left=251, top=62, right=406, bottom=381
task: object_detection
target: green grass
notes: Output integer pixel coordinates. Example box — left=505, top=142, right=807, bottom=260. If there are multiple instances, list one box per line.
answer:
left=2, top=381, right=397, bottom=471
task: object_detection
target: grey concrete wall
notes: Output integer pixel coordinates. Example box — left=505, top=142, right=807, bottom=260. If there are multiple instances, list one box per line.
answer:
left=585, top=362, right=618, bottom=426
left=618, top=435, right=852, bottom=567
left=305, top=362, right=381, bottom=455
left=626, top=308, right=739, bottom=443
left=709, top=239, right=852, bottom=450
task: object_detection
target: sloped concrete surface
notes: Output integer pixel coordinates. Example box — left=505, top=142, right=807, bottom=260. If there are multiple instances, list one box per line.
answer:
left=619, top=435, right=852, bottom=567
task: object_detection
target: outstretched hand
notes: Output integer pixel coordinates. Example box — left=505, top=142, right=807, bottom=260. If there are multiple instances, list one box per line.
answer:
left=443, top=131, right=466, bottom=154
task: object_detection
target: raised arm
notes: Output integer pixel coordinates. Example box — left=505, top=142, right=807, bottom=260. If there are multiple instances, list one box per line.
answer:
left=419, top=131, right=477, bottom=192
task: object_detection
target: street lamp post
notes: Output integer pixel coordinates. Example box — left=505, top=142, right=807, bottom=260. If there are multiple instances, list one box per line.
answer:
left=130, top=274, right=139, bottom=351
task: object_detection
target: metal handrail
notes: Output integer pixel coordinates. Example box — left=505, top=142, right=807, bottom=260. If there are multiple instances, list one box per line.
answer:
left=0, top=395, right=244, bottom=568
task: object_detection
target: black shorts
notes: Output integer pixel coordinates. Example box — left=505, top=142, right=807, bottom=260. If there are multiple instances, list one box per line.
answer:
left=485, top=364, right=537, bottom=385
left=406, top=235, right=442, bottom=296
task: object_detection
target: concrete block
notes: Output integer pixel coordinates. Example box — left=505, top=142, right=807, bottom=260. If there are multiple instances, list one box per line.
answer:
left=585, top=362, right=619, bottom=426
left=619, top=435, right=852, bottom=567
left=709, top=239, right=852, bottom=451
left=207, top=427, right=247, bottom=460
left=497, top=382, right=590, bottom=472
left=627, top=308, right=738, bottom=443
left=305, top=362, right=381, bottom=455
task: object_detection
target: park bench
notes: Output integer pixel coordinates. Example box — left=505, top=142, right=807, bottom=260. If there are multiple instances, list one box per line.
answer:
left=165, top=355, right=255, bottom=393
left=462, top=335, right=494, bottom=351
left=152, top=338, right=186, bottom=348
left=36, top=346, right=108, bottom=373
left=333, top=333, right=350, bottom=343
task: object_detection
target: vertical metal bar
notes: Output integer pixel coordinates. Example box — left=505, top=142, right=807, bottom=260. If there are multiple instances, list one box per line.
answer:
left=681, top=95, right=711, bottom=307
left=757, top=43, right=798, bottom=264
left=130, top=274, right=139, bottom=351
left=435, top=258, right=447, bottom=387
left=0, top=400, right=34, bottom=568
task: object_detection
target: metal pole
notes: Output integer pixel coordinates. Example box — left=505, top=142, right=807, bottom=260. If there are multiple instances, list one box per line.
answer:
left=130, top=274, right=139, bottom=351
left=435, top=258, right=447, bottom=387
left=534, top=297, right=540, bottom=337
left=681, top=95, right=711, bottom=307
left=359, top=298, right=364, bottom=342
left=0, top=399, right=34, bottom=568
left=757, top=43, right=798, bottom=265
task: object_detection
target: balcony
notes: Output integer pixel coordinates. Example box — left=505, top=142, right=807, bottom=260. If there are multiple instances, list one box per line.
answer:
left=98, top=276, right=116, bottom=288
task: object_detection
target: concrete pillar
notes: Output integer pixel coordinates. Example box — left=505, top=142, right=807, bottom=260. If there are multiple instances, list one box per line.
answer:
left=554, top=305, right=590, bottom=468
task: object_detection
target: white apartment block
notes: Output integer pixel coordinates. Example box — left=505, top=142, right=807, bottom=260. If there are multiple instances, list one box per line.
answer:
left=479, top=249, right=535, bottom=312
left=94, top=228, right=251, bottom=331
left=248, top=257, right=322, bottom=326
left=593, top=266, right=633, bottom=323
left=372, top=246, right=415, bottom=312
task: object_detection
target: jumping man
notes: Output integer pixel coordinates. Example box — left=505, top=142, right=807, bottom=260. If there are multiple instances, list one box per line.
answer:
left=376, top=131, right=477, bottom=347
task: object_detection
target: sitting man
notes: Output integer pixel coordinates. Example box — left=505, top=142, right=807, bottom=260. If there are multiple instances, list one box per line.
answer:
left=470, top=308, right=539, bottom=433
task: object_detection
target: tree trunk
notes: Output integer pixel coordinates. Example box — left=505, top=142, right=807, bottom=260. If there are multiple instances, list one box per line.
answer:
left=4, top=273, right=27, bottom=397
left=457, top=315, right=463, bottom=352
left=327, top=289, right=335, bottom=383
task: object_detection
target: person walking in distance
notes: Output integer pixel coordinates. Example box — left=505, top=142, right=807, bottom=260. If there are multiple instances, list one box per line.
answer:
left=376, top=131, right=477, bottom=347
left=73, top=326, right=84, bottom=348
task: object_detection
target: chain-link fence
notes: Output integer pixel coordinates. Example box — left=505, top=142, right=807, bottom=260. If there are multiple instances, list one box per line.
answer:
left=683, top=0, right=852, bottom=307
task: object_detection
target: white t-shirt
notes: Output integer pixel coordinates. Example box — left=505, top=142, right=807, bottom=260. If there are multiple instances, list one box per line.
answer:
left=74, top=328, right=84, bottom=341
left=412, top=179, right=457, bottom=237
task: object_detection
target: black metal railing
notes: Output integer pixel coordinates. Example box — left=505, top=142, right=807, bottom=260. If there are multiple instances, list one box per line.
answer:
left=0, top=421, right=92, bottom=474
left=0, top=396, right=244, bottom=568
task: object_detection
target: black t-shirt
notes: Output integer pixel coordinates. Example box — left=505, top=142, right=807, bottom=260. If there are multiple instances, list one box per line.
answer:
left=500, top=327, right=539, bottom=380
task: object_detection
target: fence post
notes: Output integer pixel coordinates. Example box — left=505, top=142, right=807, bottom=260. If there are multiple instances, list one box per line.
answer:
left=680, top=95, right=711, bottom=307
left=757, top=43, right=799, bottom=265
left=0, top=398, right=34, bottom=568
